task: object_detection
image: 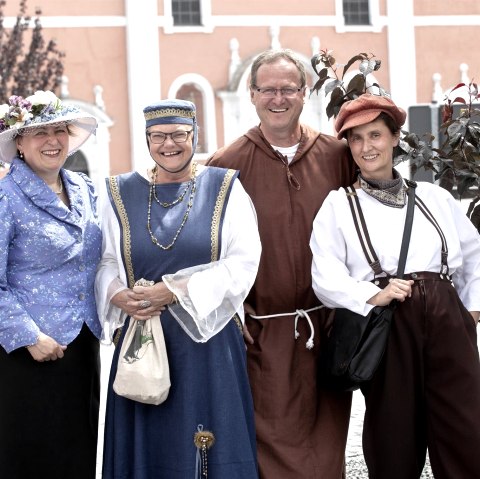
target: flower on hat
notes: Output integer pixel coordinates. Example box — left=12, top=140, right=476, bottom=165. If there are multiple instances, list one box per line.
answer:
left=0, top=96, right=32, bottom=131
left=0, top=90, right=63, bottom=133
left=27, top=90, right=58, bottom=107
left=27, top=90, right=62, bottom=117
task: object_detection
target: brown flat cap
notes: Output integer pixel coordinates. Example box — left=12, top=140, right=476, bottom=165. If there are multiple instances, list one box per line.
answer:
left=334, top=93, right=406, bottom=139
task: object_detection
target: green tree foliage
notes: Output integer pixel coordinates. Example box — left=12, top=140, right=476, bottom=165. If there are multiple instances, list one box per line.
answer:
left=311, top=50, right=480, bottom=232
left=399, top=82, right=480, bottom=231
left=0, top=0, right=65, bottom=99
left=310, top=49, right=383, bottom=119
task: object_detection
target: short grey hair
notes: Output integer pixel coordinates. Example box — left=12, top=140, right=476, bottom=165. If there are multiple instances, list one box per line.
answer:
left=250, top=49, right=307, bottom=89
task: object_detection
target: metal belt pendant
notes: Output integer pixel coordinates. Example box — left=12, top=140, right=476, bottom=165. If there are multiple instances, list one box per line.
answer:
left=194, top=424, right=215, bottom=478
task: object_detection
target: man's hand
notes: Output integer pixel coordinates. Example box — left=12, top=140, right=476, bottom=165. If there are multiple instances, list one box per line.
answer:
left=243, top=303, right=256, bottom=345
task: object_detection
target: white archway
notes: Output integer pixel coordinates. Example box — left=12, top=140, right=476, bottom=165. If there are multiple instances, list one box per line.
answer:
left=217, top=49, right=331, bottom=146
left=168, top=73, right=218, bottom=160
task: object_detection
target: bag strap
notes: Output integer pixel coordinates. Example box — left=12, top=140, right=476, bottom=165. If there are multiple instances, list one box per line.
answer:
left=344, top=180, right=417, bottom=279
left=396, top=180, right=417, bottom=279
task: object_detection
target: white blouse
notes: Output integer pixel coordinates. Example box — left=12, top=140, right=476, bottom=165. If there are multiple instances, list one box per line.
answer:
left=310, top=181, right=480, bottom=316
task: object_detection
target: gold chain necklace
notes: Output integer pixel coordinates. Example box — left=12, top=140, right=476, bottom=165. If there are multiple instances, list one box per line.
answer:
left=151, top=165, right=190, bottom=207
left=53, top=176, right=63, bottom=195
left=147, top=162, right=197, bottom=250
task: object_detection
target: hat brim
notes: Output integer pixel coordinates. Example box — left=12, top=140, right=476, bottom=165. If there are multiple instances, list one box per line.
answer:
left=0, top=111, right=97, bottom=163
left=336, top=109, right=384, bottom=140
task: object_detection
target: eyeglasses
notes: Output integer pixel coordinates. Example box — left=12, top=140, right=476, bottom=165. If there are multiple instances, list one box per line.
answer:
left=253, top=86, right=304, bottom=98
left=147, top=130, right=193, bottom=145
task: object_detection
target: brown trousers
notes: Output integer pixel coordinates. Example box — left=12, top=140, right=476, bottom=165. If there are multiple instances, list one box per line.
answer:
left=361, top=274, right=480, bottom=479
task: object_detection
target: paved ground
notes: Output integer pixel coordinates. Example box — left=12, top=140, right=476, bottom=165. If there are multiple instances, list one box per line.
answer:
left=96, top=344, right=113, bottom=478
left=98, top=335, right=480, bottom=478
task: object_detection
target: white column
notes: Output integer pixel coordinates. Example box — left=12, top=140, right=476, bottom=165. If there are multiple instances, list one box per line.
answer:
left=125, top=0, right=161, bottom=171
left=386, top=0, right=416, bottom=109
left=386, top=0, right=415, bottom=179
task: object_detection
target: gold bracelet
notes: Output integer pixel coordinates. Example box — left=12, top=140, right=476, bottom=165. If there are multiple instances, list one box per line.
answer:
left=171, top=292, right=178, bottom=304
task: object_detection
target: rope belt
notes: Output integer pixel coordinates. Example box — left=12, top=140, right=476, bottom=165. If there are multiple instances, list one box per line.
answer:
left=249, top=305, right=324, bottom=350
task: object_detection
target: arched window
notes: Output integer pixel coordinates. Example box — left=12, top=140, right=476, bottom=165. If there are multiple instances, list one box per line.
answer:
left=176, top=84, right=206, bottom=153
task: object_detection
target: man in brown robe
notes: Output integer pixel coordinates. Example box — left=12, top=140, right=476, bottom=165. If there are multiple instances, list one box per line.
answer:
left=208, top=49, right=356, bottom=479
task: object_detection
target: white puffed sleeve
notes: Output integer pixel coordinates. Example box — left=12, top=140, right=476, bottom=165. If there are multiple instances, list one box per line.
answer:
left=163, top=178, right=261, bottom=342
left=310, top=190, right=380, bottom=316
left=94, top=180, right=129, bottom=343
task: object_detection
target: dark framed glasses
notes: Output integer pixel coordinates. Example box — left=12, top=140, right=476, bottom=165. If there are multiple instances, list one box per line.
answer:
left=147, top=130, right=193, bottom=145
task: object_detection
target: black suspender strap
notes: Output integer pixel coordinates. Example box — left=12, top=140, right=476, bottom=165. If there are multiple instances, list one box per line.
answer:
left=344, top=181, right=417, bottom=279
left=345, top=186, right=384, bottom=276
left=414, top=195, right=449, bottom=275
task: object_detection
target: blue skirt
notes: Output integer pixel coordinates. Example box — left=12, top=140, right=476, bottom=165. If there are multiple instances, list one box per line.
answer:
left=102, top=312, right=258, bottom=479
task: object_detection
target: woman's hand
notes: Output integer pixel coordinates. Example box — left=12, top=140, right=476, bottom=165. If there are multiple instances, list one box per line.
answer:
left=127, top=282, right=171, bottom=320
left=470, top=311, right=480, bottom=326
left=111, top=288, right=143, bottom=317
left=368, top=278, right=414, bottom=307
left=26, top=332, right=67, bottom=362
left=111, top=287, right=166, bottom=320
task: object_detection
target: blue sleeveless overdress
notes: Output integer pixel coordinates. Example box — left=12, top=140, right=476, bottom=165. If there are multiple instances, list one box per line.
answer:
left=102, top=167, right=258, bottom=479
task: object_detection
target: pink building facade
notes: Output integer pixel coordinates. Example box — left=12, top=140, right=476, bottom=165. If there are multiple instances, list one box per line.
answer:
left=3, top=0, right=479, bottom=186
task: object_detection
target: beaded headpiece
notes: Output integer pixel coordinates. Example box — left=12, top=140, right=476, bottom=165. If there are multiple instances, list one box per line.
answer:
left=143, top=99, right=196, bottom=128
left=143, top=99, right=198, bottom=153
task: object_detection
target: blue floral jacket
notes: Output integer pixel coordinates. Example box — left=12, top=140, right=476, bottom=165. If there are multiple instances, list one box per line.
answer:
left=0, top=157, right=102, bottom=352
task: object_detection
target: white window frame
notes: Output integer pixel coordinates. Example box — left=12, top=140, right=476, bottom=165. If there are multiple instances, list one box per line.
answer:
left=335, top=0, right=383, bottom=33
left=163, top=0, right=213, bottom=34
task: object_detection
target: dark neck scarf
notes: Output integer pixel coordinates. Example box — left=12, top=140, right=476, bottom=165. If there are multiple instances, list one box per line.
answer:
left=358, top=168, right=406, bottom=208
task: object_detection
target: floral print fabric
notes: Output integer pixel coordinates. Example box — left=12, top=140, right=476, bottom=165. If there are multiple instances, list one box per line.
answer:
left=0, top=157, right=102, bottom=352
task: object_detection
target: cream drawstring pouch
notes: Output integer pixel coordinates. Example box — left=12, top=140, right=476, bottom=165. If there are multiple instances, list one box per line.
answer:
left=113, top=315, right=170, bottom=405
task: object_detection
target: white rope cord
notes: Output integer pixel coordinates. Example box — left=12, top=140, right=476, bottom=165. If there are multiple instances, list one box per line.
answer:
left=250, top=305, right=324, bottom=350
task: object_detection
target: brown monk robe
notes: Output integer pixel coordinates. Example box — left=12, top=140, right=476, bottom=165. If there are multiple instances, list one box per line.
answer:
left=209, top=123, right=356, bottom=478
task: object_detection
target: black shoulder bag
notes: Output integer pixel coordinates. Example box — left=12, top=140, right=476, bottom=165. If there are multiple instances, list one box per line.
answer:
left=321, top=180, right=416, bottom=391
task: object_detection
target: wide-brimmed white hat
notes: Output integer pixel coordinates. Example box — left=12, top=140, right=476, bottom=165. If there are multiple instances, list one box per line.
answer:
left=0, top=90, right=97, bottom=163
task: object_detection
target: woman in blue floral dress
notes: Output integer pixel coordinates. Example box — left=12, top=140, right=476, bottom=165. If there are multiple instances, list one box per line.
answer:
left=0, top=91, right=102, bottom=478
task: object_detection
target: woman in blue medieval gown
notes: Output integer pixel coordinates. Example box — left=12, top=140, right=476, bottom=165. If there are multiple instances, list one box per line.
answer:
left=95, top=99, right=261, bottom=479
